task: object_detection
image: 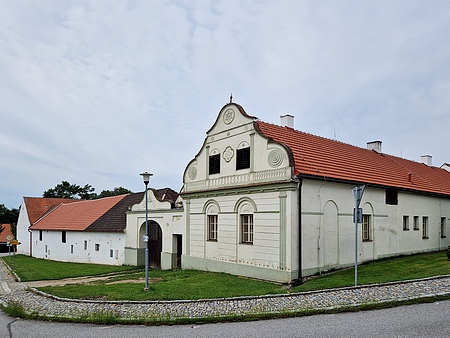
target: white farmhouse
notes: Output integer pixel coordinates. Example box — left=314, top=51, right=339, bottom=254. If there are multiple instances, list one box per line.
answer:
left=130, top=102, right=450, bottom=283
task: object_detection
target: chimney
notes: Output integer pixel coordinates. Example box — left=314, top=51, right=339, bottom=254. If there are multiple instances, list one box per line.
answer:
left=280, top=115, right=294, bottom=128
left=421, top=155, right=432, bottom=166
left=367, top=140, right=382, bottom=153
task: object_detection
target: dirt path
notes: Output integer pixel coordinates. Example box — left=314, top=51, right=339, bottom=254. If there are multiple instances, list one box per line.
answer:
left=24, top=274, right=161, bottom=288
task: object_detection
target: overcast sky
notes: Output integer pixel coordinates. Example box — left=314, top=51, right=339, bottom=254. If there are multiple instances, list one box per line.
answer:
left=1, top=0, right=449, bottom=209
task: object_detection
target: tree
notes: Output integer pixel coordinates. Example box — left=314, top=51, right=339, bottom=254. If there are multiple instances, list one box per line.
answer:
left=0, top=204, right=19, bottom=237
left=43, top=181, right=96, bottom=200
left=97, top=187, right=132, bottom=198
left=43, top=181, right=132, bottom=200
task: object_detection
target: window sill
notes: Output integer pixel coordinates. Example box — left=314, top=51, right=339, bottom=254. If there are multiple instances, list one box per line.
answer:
left=441, top=236, right=447, bottom=239
left=207, top=239, right=218, bottom=242
left=422, top=236, right=429, bottom=239
left=240, top=242, right=253, bottom=245
left=413, top=229, right=420, bottom=231
left=362, top=239, right=373, bottom=242
left=403, top=229, right=410, bottom=231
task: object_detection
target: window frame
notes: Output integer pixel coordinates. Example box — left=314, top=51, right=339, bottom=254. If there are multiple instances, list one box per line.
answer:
left=362, top=214, right=372, bottom=241
left=422, top=216, right=429, bottom=239
left=413, top=216, right=420, bottom=230
left=236, top=147, right=250, bottom=170
left=385, top=189, right=398, bottom=205
left=240, top=214, right=254, bottom=244
left=61, top=231, right=66, bottom=243
left=209, top=154, right=220, bottom=175
left=207, top=214, right=218, bottom=241
left=403, top=215, right=410, bottom=231
left=441, top=217, right=447, bottom=238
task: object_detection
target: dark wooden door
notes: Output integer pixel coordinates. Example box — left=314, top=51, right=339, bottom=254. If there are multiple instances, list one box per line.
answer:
left=148, top=222, right=162, bottom=268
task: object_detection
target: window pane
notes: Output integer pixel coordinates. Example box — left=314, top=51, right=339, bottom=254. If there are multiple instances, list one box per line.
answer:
left=207, top=215, right=218, bottom=241
left=236, top=147, right=250, bottom=170
left=209, top=154, right=220, bottom=175
left=241, top=214, right=253, bottom=243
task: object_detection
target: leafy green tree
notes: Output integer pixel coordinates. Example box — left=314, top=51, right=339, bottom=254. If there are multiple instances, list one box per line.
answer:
left=0, top=204, right=19, bottom=236
left=97, top=187, right=132, bottom=198
left=43, top=181, right=96, bottom=200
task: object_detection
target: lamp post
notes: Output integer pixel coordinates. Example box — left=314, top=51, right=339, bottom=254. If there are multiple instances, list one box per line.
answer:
left=140, top=172, right=153, bottom=290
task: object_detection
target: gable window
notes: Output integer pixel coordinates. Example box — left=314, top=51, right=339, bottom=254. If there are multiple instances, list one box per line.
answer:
left=209, top=154, right=220, bottom=175
left=236, top=147, right=250, bottom=170
left=362, top=214, right=372, bottom=241
left=413, top=216, right=419, bottom=230
left=61, top=231, right=66, bottom=243
left=241, top=214, right=253, bottom=244
left=403, top=215, right=409, bottom=231
left=207, top=215, right=218, bottom=241
left=422, top=216, right=429, bottom=239
left=441, top=217, right=446, bottom=238
left=39, top=230, right=42, bottom=241
left=385, top=189, right=398, bottom=205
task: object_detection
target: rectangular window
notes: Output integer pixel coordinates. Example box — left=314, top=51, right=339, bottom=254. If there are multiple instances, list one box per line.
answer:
left=207, top=215, right=218, bottom=241
left=236, top=147, right=250, bottom=170
left=84, top=240, right=87, bottom=250
left=362, top=214, right=371, bottom=241
left=71, top=245, right=73, bottom=254
left=209, top=154, right=220, bottom=175
left=95, top=243, right=100, bottom=251
left=110, top=249, right=114, bottom=258
left=413, top=216, right=419, bottom=230
left=385, top=189, right=398, bottom=205
left=62, top=231, right=66, bottom=243
left=422, top=216, right=429, bottom=239
left=39, top=230, right=42, bottom=241
left=241, top=214, right=253, bottom=244
left=441, top=217, right=446, bottom=238
left=403, top=215, right=410, bottom=231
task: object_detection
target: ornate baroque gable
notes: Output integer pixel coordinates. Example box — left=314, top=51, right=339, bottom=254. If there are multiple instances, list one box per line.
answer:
left=182, top=103, right=294, bottom=193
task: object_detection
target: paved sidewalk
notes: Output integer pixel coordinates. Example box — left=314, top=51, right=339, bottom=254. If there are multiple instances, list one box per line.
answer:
left=1, top=258, right=450, bottom=321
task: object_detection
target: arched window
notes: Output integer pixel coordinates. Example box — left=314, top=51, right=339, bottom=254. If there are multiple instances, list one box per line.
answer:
left=204, top=200, right=220, bottom=241
left=235, top=198, right=256, bottom=244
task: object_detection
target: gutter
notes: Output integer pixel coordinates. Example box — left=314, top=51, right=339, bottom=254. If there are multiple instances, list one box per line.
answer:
left=297, top=176, right=303, bottom=283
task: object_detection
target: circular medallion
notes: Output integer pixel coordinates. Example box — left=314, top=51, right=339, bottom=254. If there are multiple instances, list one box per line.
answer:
left=223, top=109, right=235, bottom=124
left=188, top=166, right=197, bottom=180
left=268, top=149, right=284, bottom=168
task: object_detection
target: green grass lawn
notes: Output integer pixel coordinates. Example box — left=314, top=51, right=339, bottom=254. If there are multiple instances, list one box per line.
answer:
left=1, top=254, right=141, bottom=281
left=2, top=251, right=450, bottom=301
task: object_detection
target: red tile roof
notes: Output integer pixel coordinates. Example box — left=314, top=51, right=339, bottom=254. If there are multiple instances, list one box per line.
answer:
left=23, top=197, right=78, bottom=224
left=256, top=121, right=450, bottom=197
left=0, top=224, right=14, bottom=242
left=30, top=195, right=128, bottom=231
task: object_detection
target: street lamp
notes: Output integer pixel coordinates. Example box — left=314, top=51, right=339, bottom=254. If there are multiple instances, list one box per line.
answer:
left=140, top=172, right=153, bottom=290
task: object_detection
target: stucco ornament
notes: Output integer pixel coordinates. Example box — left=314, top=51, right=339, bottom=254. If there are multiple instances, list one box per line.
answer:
left=188, top=165, right=197, bottom=180
left=223, top=146, right=234, bottom=162
left=268, top=149, right=284, bottom=168
left=239, top=203, right=253, bottom=214
left=223, top=109, right=235, bottom=124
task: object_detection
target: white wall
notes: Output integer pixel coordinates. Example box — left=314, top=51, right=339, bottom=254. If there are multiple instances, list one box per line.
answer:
left=301, top=179, right=450, bottom=276
left=16, top=199, right=31, bottom=255
left=31, top=230, right=126, bottom=265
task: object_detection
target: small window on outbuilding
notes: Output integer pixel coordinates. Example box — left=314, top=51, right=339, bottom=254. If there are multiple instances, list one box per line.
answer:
left=95, top=243, right=100, bottom=251
left=62, top=231, right=66, bottom=243
left=236, top=147, right=250, bottom=170
left=39, top=230, right=42, bottom=241
left=385, top=189, right=398, bottom=205
left=209, top=154, right=220, bottom=175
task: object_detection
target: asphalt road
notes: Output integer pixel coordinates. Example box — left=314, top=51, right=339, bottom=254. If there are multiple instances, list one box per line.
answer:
left=1, top=299, right=450, bottom=337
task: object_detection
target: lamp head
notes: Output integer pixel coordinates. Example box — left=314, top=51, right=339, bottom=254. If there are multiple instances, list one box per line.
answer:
left=140, top=172, right=153, bottom=185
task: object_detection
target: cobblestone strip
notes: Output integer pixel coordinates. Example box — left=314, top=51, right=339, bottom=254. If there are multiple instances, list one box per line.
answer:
left=1, top=275, right=450, bottom=321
